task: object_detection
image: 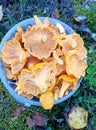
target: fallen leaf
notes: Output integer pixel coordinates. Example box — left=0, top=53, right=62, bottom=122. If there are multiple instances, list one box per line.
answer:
left=0, top=5, right=3, bottom=21
left=67, top=106, right=88, bottom=129
left=26, top=117, right=35, bottom=128
left=33, top=111, right=48, bottom=127
left=11, top=107, right=25, bottom=121
left=26, top=111, right=48, bottom=128
left=51, top=8, right=59, bottom=19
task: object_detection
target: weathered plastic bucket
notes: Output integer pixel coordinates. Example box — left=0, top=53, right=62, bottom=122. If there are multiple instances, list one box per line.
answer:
left=0, top=17, right=82, bottom=107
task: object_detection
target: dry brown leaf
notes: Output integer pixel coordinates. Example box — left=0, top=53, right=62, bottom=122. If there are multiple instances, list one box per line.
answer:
left=11, top=107, right=25, bottom=121
left=26, top=111, right=48, bottom=128
left=26, top=117, right=35, bottom=128
left=33, top=111, right=48, bottom=126
left=0, top=5, right=3, bottom=21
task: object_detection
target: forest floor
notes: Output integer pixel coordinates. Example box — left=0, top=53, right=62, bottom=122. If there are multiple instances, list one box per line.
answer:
left=0, top=0, right=96, bottom=130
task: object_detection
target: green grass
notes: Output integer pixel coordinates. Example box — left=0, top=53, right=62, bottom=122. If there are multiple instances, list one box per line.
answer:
left=0, top=0, right=96, bottom=130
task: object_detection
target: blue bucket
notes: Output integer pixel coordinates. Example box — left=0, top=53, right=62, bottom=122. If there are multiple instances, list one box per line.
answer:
left=0, top=17, right=82, bottom=107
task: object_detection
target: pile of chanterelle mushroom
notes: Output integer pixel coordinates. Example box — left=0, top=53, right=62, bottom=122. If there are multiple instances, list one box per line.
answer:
left=0, top=15, right=87, bottom=109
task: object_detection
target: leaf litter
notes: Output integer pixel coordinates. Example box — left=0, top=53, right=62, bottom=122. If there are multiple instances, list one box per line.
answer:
left=11, top=107, right=49, bottom=129
left=26, top=117, right=35, bottom=128
left=26, top=111, right=48, bottom=128
left=11, top=107, right=25, bottom=121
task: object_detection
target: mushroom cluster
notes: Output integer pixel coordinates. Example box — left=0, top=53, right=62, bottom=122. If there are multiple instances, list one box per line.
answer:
left=0, top=15, right=87, bottom=109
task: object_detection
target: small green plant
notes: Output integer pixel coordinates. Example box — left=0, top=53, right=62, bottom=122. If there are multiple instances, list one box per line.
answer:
left=84, top=48, right=96, bottom=89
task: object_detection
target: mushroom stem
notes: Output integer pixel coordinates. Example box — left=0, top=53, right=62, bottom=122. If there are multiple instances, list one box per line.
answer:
left=41, top=35, right=47, bottom=43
